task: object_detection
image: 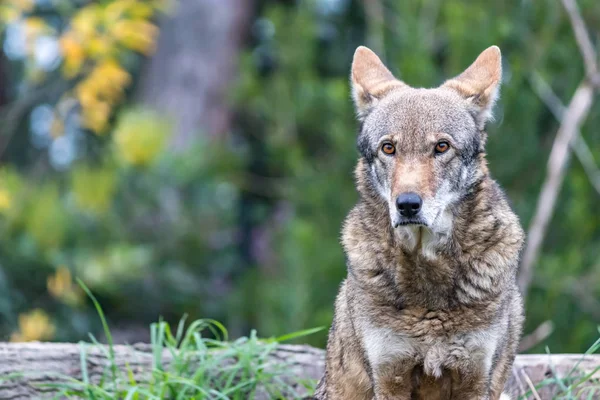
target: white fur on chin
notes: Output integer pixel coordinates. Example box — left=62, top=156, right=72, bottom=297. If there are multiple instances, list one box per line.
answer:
left=500, top=393, right=511, bottom=400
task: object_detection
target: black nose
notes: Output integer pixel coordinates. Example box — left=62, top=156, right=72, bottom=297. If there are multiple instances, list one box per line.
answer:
left=396, top=192, right=422, bottom=217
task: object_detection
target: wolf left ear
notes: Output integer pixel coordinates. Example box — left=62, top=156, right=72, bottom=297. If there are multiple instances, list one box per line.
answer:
left=351, top=46, right=407, bottom=120
left=442, top=46, right=502, bottom=129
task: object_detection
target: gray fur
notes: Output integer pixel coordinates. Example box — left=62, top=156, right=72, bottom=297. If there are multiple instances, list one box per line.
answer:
left=314, top=46, right=524, bottom=400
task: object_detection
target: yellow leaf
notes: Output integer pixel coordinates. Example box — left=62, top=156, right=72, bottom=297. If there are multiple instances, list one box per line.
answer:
left=76, top=80, right=99, bottom=109
left=111, top=20, right=158, bottom=55
left=104, top=0, right=130, bottom=23
left=127, top=2, right=154, bottom=20
left=11, top=0, right=35, bottom=12
left=71, top=6, right=100, bottom=41
left=11, top=309, right=56, bottom=342
left=113, top=109, right=171, bottom=167
left=93, top=60, right=131, bottom=90
left=59, top=35, right=85, bottom=77
left=0, top=7, right=20, bottom=21
left=24, top=17, right=46, bottom=33
left=0, top=189, right=12, bottom=212
left=81, top=101, right=111, bottom=133
left=47, top=267, right=84, bottom=306
left=47, top=267, right=72, bottom=299
left=80, top=60, right=131, bottom=106
left=87, top=36, right=113, bottom=59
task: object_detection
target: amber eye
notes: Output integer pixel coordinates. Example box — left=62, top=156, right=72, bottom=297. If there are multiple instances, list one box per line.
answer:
left=381, top=143, right=395, bottom=155
left=435, top=141, right=450, bottom=154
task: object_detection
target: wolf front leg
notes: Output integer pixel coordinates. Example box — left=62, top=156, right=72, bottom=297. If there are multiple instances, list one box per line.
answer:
left=372, top=360, right=416, bottom=400
left=489, top=295, right=523, bottom=400
left=437, top=344, right=492, bottom=400
left=449, top=367, right=490, bottom=400
left=315, top=286, right=374, bottom=399
left=313, top=358, right=373, bottom=400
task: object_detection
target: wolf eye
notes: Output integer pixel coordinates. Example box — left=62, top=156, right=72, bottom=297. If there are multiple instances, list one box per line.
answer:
left=435, top=141, right=450, bottom=154
left=381, top=143, right=395, bottom=155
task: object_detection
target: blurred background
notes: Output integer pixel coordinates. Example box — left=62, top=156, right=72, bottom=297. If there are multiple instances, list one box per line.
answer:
left=0, top=0, right=599, bottom=354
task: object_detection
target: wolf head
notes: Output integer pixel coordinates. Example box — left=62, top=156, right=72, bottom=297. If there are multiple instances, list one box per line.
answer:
left=351, top=46, right=501, bottom=234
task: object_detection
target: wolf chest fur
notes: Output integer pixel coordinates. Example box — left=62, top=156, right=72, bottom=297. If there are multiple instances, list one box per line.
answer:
left=313, top=46, right=525, bottom=400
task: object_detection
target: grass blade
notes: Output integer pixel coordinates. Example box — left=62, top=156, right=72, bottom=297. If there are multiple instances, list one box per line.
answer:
left=77, top=279, right=118, bottom=395
left=274, top=326, right=325, bottom=343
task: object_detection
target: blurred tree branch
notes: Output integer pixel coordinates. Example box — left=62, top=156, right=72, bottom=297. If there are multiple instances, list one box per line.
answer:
left=518, top=320, right=554, bottom=353
left=518, top=83, right=594, bottom=294
left=529, top=71, right=600, bottom=195
left=561, top=0, right=600, bottom=88
left=518, top=0, right=599, bottom=295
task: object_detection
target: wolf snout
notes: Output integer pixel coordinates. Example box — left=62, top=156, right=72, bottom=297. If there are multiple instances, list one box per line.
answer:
left=396, top=192, right=422, bottom=217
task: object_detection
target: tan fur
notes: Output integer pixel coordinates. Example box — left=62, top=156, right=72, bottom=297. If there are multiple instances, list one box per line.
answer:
left=314, top=46, right=524, bottom=400
left=391, top=157, right=436, bottom=199
left=442, top=46, right=502, bottom=129
left=351, top=46, right=407, bottom=120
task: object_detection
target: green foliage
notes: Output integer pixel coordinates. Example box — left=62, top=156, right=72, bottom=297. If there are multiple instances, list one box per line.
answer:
left=0, top=0, right=599, bottom=357
left=0, top=106, right=246, bottom=341
left=233, top=0, right=600, bottom=351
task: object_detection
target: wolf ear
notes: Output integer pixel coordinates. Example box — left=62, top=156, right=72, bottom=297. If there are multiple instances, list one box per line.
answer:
left=351, top=46, right=406, bottom=120
left=442, top=46, right=502, bottom=129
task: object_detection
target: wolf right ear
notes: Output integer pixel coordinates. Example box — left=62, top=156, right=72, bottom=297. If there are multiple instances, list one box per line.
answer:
left=351, top=46, right=406, bottom=120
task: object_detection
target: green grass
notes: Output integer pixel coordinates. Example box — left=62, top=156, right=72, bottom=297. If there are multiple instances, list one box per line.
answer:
left=8, top=281, right=600, bottom=399
left=518, top=328, right=600, bottom=400
left=35, top=281, right=324, bottom=399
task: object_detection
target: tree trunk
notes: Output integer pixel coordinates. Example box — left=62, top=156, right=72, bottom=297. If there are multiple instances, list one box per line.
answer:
left=135, top=0, right=253, bottom=150
left=0, top=342, right=598, bottom=399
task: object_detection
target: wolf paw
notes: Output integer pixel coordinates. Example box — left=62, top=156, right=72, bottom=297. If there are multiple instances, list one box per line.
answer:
left=445, top=343, right=471, bottom=366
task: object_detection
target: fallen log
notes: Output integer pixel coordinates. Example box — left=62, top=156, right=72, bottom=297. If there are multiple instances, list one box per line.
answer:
left=0, top=342, right=598, bottom=399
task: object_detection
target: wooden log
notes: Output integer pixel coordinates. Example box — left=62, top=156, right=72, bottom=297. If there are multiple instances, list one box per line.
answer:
left=508, top=354, right=600, bottom=399
left=0, top=342, right=598, bottom=399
